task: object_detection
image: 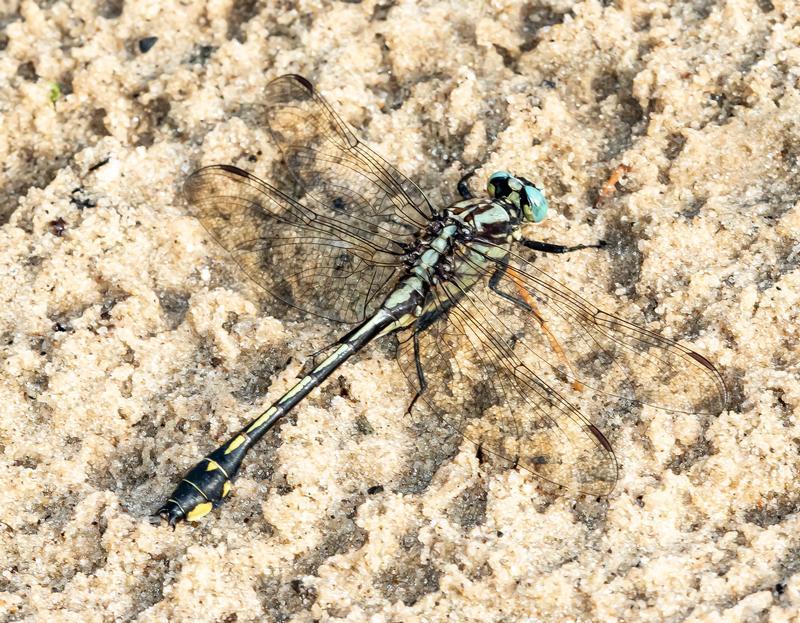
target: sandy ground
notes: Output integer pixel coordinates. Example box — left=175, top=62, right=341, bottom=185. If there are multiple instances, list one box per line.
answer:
left=1, top=0, right=799, bottom=621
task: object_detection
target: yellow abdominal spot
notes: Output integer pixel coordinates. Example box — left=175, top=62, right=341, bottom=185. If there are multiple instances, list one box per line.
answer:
left=224, top=434, right=246, bottom=454
left=206, top=459, right=221, bottom=471
left=246, top=406, right=278, bottom=433
left=222, top=481, right=232, bottom=498
left=186, top=501, right=213, bottom=522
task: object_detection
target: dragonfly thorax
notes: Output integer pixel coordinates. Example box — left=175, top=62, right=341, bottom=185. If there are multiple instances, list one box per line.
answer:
left=449, top=197, right=521, bottom=243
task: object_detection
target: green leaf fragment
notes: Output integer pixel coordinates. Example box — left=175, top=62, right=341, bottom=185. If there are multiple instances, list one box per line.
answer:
left=48, top=82, right=61, bottom=105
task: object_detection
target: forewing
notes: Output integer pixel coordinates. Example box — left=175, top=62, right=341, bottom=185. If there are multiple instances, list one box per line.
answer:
left=484, top=246, right=728, bottom=417
left=263, top=74, right=435, bottom=238
left=184, top=165, right=404, bottom=324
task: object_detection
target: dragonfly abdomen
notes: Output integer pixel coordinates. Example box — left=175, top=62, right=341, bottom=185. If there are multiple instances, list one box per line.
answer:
left=158, top=309, right=397, bottom=526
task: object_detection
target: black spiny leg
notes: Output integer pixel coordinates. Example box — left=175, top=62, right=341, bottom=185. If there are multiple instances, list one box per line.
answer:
left=521, top=239, right=607, bottom=254
left=489, top=258, right=588, bottom=394
left=405, top=331, right=428, bottom=416
left=403, top=298, right=456, bottom=416
left=457, top=168, right=478, bottom=200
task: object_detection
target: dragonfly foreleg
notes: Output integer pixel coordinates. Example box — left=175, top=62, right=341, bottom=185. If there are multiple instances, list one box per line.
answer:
left=457, top=167, right=479, bottom=200
left=521, top=239, right=606, bottom=254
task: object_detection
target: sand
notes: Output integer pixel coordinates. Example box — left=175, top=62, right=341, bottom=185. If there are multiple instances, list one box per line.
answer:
left=1, top=0, right=798, bottom=621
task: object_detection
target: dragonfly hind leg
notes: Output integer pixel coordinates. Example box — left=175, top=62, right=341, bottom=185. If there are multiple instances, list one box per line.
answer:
left=404, top=331, right=428, bottom=417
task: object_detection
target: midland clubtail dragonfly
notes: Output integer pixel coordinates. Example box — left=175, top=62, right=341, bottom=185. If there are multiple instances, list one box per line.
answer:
left=157, top=74, right=727, bottom=526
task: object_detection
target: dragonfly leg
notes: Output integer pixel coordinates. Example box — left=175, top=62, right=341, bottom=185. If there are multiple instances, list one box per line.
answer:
left=489, top=264, right=532, bottom=311
left=521, top=239, right=606, bottom=254
left=404, top=331, right=428, bottom=416
left=489, top=262, right=584, bottom=392
left=457, top=167, right=479, bottom=200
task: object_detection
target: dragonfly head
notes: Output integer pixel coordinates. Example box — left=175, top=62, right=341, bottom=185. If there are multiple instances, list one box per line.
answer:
left=487, top=171, right=548, bottom=223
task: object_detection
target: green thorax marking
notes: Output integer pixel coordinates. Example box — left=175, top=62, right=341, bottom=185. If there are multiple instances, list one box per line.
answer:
left=449, top=198, right=515, bottom=237
left=472, top=203, right=510, bottom=232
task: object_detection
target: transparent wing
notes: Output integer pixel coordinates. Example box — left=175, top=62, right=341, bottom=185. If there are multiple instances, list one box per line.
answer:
left=485, top=245, right=728, bottom=416
left=396, top=269, right=618, bottom=495
left=185, top=75, right=439, bottom=324
left=395, top=244, right=726, bottom=495
left=262, top=74, right=436, bottom=236
left=184, top=165, right=405, bottom=324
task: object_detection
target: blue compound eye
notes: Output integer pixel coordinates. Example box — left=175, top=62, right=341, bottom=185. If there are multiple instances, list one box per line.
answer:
left=523, top=185, right=548, bottom=223
left=487, top=171, right=511, bottom=198
left=487, top=171, right=523, bottom=207
left=488, top=170, right=548, bottom=223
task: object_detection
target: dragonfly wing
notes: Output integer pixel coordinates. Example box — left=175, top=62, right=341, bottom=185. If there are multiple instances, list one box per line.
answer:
left=396, top=273, right=619, bottom=496
left=185, top=165, right=404, bottom=324
left=262, top=74, right=435, bottom=234
left=480, top=245, right=728, bottom=416
left=185, top=75, right=439, bottom=324
left=395, top=243, right=726, bottom=494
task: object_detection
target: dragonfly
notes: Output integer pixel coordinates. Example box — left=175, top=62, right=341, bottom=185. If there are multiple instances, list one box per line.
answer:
left=156, top=74, right=727, bottom=526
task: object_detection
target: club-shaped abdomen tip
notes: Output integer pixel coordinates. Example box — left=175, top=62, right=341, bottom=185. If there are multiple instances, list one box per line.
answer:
left=156, top=499, right=186, bottom=528
left=156, top=488, right=215, bottom=528
left=155, top=455, right=237, bottom=527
